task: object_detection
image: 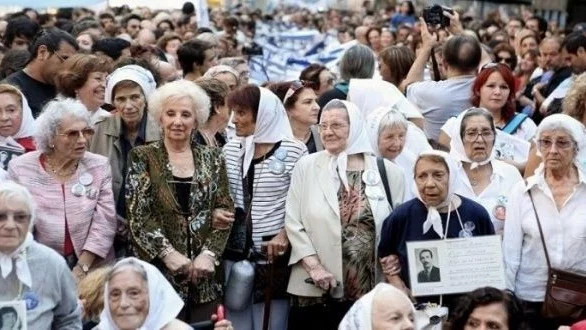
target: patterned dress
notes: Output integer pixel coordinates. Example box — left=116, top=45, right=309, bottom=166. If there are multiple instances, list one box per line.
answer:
left=294, top=170, right=376, bottom=306
left=126, top=141, right=233, bottom=304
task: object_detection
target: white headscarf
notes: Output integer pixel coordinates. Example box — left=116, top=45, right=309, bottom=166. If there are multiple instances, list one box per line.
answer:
left=240, top=87, right=293, bottom=178
left=347, top=79, right=423, bottom=120
left=448, top=108, right=495, bottom=170
left=98, top=257, right=184, bottom=330
left=366, top=106, right=408, bottom=157
left=0, top=182, right=36, bottom=288
left=339, top=283, right=416, bottom=330
left=323, top=100, right=373, bottom=191
left=0, top=90, right=35, bottom=151
left=414, top=150, right=457, bottom=239
left=203, top=65, right=239, bottom=80
left=105, top=65, right=157, bottom=105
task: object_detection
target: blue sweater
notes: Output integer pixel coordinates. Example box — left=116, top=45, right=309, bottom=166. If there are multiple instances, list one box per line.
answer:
left=378, top=196, right=495, bottom=287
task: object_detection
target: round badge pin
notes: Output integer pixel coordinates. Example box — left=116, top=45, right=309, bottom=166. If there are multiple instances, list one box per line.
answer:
left=71, top=183, right=86, bottom=197
left=464, top=221, right=476, bottom=232
left=269, top=159, right=285, bottom=174
left=459, top=229, right=473, bottom=238
left=493, top=204, right=506, bottom=221
left=23, top=291, right=39, bottom=310
left=362, top=169, right=380, bottom=186
left=274, top=148, right=288, bottom=161
left=79, top=172, right=94, bottom=186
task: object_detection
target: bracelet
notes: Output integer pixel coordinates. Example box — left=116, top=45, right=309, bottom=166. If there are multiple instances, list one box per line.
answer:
left=159, top=246, right=175, bottom=259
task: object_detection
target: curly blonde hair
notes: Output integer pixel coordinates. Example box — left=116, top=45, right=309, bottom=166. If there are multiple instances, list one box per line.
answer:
left=78, top=266, right=112, bottom=321
left=563, top=72, right=586, bottom=121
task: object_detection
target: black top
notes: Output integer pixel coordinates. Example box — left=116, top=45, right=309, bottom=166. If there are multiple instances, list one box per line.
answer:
left=305, top=133, right=317, bottom=154
left=116, top=113, right=148, bottom=218
left=193, top=130, right=227, bottom=148
left=173, top=176, right=193, bottom=215
left=245, top=141, right=282, bottom=198
left=4, top=70, right=56, bottom=118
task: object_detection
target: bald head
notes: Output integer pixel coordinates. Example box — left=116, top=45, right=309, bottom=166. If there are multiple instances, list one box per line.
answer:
left=540, top=37, right=564, bottom=71
left=355, top=26, right=369, bottom=45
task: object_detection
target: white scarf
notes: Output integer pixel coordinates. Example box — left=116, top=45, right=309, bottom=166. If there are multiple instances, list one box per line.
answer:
left=414, top=150, right=457, bottom=239
left=338, top=283, right=416, bottom=330
left=240, top=87, right=293, bottom=178
left=0, top=90, right=35, bottom=151
left=324, top=100, right=373, bottom=191
left=98, top=257, right=184, bottom=330
left=105, top=65, right=157, bottom=105
left=535, top=114, right=586, bottom=174
left=448, top=109, right=495, bottom=170
left=0, top=232, right=33, bottom=288
left=347, top=78, right=423, bottom=120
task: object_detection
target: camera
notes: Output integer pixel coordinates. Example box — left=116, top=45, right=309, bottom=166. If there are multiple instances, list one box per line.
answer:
left=242, top=42, right=263, bottom=56
left=422, top=4, right=453, bottom=28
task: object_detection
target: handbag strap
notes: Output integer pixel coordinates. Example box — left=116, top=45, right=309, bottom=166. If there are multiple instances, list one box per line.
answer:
left=526, top=184, right=552, bottom=270
left=377, top=157, right=393, bottom=208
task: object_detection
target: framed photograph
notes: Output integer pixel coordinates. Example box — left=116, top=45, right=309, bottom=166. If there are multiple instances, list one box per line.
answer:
left=407, top=235, right=506, bottom=297
left=0, top=145, right=24, bottom=170
left=0, top=300, right=27, bottom=330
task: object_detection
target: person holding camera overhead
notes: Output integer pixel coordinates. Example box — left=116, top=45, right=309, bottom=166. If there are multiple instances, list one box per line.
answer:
left=399, top=8, right=482, bottom=142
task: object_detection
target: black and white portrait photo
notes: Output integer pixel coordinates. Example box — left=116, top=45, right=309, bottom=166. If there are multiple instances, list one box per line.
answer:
left=416, top=248, right=441, bottom=283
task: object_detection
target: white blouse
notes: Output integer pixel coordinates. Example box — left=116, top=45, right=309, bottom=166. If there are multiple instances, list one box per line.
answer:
left=503, top=168, right=586, bottom=302
left=453, top=160, right=523, bottom=233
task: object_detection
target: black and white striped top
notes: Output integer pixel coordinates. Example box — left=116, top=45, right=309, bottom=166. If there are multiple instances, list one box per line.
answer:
left=223, top=137, right=307, bottom=250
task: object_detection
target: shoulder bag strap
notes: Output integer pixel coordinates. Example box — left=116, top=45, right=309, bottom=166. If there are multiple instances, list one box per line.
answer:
left=526, top=183, right=552, bottom=270
left=502, top=113, right=529, bottom=135
left=377, top=157, right=393, bottom=208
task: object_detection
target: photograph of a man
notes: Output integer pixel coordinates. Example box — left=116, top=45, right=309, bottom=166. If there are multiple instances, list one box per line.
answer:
left=417, top=249, right=440, bottom=283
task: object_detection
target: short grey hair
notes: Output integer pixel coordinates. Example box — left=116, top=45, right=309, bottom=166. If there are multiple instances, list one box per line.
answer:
left=0, top=181, right=36, bottom=229
left=197, top=32, right=219, bottom=47
left=378, top=109, right=409, bottom=135
left=34, top=98, right=91, bottom=153
left=339, top=44, right=375, bottom=81
left=203, top=65, right=239, bottom=81
left=536, top=113, right=584, bottom=151
left=148, top=80, right=211, bottom=127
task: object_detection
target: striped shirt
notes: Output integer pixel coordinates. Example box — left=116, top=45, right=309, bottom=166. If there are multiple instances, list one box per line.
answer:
left=223, top=138, right=307, bottom=251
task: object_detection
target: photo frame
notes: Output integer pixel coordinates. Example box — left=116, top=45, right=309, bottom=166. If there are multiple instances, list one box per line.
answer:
left=407, top=235, right=506, bottom=297
left=0, top=300, right=27, bottom=330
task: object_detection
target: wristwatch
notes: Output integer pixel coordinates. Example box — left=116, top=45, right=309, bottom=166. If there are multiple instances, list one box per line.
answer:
left=202, top=250, right=220, bottom=266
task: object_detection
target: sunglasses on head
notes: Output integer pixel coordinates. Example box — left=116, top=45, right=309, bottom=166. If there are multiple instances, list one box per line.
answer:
left=480, top=62, right=509, bottom=71
left=283, top=80, right=312, bottom=104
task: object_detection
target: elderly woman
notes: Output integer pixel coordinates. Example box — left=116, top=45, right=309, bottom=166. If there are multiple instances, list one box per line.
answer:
left=97, top=257, right=233, bottom=330
left=378, top=151, right=495, bottom=305
left=8, top=98, right=117, bottom=281
left=450, top=287, right=527, bottom=330
left=0, top=182, right=81, bottom=329
left=203, top=65, right=239, bottom=91
left=286, top=100, right=405, bottom=329
left=446, top=108, right=523, bottom=234
left=0, top=84, right=35, bottom=170
left=89, top=65, right=160, bottom=257
left=503, top=114, right=586, bottom=328
left=126, top=80, right=233, bottom=323
left=193, top=78, right=230, bottom=148
left=266, top=80, right=322, bottom=153
left=219, top=57, right=249, bottom=85
left=222, top=85, right=307, bottom=330
left=366, top=107, right=417, bottom=201
left=56, top=54, right=113, bottom=126
left=338, top=283, right=416, bottom=330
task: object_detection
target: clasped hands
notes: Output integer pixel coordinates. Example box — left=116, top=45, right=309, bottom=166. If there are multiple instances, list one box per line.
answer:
left=164, top=250, right=216, bottom=284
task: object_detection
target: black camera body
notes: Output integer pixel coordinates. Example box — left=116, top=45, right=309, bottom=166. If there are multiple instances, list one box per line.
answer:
left=422, top=4, right=453, bottom=28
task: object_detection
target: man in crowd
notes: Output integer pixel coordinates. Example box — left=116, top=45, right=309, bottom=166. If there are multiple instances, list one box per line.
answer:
left=177, top=39, right=217, bottom=81
left=3, top=28, right=77, bottom=117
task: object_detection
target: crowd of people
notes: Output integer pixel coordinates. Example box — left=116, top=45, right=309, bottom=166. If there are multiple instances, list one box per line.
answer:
left=0, top=0, right=586, bottom=329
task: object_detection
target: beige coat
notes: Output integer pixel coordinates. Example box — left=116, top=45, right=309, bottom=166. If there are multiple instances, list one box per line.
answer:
left=89, top=114, right=160, bottom=208
left=285, top=151, right=405, bottom=298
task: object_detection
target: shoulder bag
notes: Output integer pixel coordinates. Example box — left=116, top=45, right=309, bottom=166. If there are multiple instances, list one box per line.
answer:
left=527, top=188, right=586, bottom=321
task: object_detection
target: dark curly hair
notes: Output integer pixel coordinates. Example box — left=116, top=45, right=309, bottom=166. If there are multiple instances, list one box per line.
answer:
left=450, top=287, right=526, bottom=330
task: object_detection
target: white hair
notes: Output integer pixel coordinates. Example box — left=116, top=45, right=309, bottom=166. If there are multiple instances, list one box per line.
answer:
left=203, top=65, right=239, bottom=81
left=34, top=98, right=91, bottom=153
left=378, top=108, right=408, bottom=135
left=536, top=113, right=585, bottom=151
left=0, top=181, right=36, bottom=228
left=148, top=79, right=211, bottom=128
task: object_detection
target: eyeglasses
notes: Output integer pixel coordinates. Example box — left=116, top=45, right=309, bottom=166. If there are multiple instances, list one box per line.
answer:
left=496, top=56, right=515, bottom=66
left=318, top=122, right=348, bottom=132
left=57, top=128, right=95, bottom=140
left=52, top=52, right=66, bottom=63
left=537, top=139, right=574, bottom=150
left=463, top=130, right=495, bottom=142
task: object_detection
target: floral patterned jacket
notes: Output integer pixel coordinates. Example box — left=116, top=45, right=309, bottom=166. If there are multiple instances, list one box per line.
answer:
left=126, top=141, right=233, bottom=304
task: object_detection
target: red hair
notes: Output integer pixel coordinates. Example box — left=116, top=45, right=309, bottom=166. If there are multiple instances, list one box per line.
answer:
left=471, top=64, right=516, bottom=124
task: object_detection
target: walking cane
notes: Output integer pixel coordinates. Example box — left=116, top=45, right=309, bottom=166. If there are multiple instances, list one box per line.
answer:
left=262, top=260, right=274, bottom=330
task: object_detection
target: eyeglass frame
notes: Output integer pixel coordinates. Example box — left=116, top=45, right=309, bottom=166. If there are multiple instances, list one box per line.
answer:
left=537, top=138, right=575, bottom=151
left=462, top=129, right=495, bottom=142
left=56, top=127, right=95, bottom=140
